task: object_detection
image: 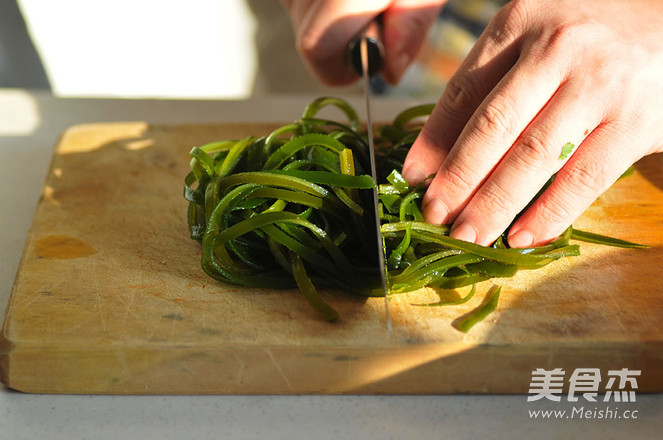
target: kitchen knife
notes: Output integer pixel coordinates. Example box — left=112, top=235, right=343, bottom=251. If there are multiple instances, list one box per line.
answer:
left=347, top=22, right=393, bottom=334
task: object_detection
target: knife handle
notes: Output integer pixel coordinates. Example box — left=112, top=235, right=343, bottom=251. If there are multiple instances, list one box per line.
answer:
left=346, top=19, right=384, bottom=76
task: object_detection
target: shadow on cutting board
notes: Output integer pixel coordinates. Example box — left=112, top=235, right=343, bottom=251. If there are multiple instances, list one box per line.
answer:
left=635, top=152, right=663, bottom=192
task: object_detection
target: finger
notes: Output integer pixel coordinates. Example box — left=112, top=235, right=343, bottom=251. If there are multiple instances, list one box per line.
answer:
left=507, top=121, right=643, bottom=248
left=448, top=82, right=602, bottom=246
left=295, top=0, right=391, bottom=85
left=280, top=0, right=315, bottom=29
left=381, top=0, right=445, bottom=84
left=420, top=30, right=573, bottom=229
left=401, top=3, right=523, bottom=186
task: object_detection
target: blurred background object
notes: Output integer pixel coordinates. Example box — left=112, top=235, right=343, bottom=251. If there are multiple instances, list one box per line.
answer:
left=1, top=0, right=504, bottom=99
left=0, top=0, right=51, bottom=89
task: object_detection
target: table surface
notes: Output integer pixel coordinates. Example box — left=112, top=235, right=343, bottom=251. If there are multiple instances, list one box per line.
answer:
left=1, top=89, right=661, bottom=439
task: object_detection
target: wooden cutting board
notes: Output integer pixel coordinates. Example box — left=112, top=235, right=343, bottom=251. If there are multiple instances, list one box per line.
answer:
left=1, top=121, right=662, bottom=394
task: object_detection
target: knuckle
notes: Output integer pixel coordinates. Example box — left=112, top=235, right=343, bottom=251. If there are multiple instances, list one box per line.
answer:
left=486, top=0, right=528, bottom=45
left=544, top=23, right=583, bottom=54
left=535, top=162, right=606, bottom=227
left=536, top=196, right=574, bottom=227
left=478, top=181, right=518, bottom=220
left=472, top=99, right=515, bottom=139
left=513, top=133, right=556, bottom=169
left=534, top=18, right=604, bottom=58
left=561, top=161, right=606, bottom=197
left=443, top=165, right=477, bottom=195
left=439, top=73, right=483, bottom=117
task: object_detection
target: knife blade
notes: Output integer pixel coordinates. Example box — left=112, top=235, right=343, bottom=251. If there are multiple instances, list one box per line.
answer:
left=347, top=23, right=392, bottom=334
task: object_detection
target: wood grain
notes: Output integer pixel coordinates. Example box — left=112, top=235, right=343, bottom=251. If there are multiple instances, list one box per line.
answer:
left=1, top=122, right=662, bottom=394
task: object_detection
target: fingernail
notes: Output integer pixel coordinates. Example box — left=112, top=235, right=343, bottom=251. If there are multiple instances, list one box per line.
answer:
left=423, top=198, right=450, bottom=225
left=508, top=229, right=534, bottom=248
left=402, top=164, right=427, bottom=186
left=450, top=222, right=478, bottom=243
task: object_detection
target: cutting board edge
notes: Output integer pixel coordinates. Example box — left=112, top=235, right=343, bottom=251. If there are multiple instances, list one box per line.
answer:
left=0, top=121, right=74, bottom=380
left=2, top=339, right=662, bottom=395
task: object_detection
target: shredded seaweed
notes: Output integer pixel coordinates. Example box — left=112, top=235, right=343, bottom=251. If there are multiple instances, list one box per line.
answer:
left=184, top=97, right=647, bottom=330
left=454, top=285, right=502, bottom=333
